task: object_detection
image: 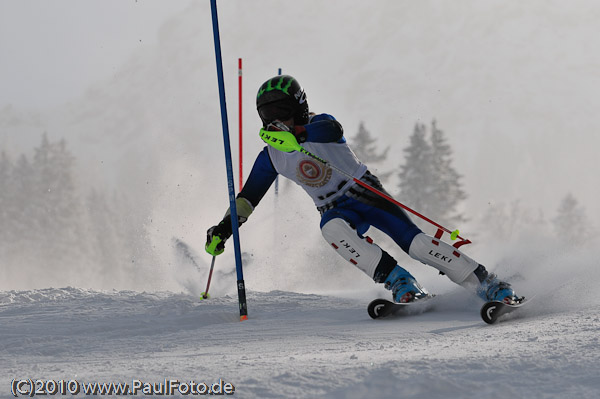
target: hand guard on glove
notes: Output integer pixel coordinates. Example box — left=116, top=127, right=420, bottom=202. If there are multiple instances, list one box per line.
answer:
left=206, top=219, right=232, bottom=256
left=267, top=121, right=308, bottom=143
left=260, top=121, right=308, bottom=153
left=205, top=197, right=254, bottom=256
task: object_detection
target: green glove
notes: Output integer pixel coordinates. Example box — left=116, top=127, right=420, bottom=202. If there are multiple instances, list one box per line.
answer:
left=205, top=197, right=255, bottom=256
left=205, top=235, right=224, bottom=256
left=205, top=221, right=231, bottom=256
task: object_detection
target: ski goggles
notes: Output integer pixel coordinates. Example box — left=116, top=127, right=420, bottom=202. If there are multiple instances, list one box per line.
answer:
left=258, top=103, right=295, bottom=125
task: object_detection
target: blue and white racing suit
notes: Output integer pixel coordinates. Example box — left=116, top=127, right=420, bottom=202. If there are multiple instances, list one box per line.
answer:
left=238, top=114, right=480, bottom=286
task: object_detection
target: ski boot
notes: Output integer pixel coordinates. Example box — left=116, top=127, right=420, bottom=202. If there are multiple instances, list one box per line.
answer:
left=384, top=265, right=430, bottom=303
left=478, top=273, right=522, bottom=304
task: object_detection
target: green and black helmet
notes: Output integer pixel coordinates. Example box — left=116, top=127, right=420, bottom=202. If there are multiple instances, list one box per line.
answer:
left=256, top=75, right=309, bottom=126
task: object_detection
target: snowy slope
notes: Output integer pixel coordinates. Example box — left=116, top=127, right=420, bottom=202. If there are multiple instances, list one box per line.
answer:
left=1, top=287, right=599, bottom=399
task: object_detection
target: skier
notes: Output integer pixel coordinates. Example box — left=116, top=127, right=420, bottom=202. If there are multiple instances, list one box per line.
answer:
left=206, top=75, right=521, bottom=305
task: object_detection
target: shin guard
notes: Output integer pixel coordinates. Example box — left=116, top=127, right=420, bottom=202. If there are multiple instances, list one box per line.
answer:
left=321, top=218, right=396, bottom=282
left=408, top=232, right=479, bottom=284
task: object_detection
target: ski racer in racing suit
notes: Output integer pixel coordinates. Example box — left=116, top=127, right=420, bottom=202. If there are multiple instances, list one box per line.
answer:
left=206, top=75, right=520, bottom=305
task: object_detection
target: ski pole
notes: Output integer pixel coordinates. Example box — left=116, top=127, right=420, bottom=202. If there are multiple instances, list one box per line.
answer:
left=259, top=127, right=470, bottom=245
left=200, top=256, right=217, bottom=300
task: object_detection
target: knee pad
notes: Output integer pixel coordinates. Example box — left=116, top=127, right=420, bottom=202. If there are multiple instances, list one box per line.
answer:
left=321, top=218, right=395, bottom=281
left=408, top=233, right=479, bottom=284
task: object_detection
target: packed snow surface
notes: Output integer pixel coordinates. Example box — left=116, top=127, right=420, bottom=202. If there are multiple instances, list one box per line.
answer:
left=1, top=287, right=599, bottom=398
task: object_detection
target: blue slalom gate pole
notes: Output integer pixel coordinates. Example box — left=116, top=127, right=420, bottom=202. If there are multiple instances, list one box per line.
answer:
left=210, top=0, right=248, bottom=321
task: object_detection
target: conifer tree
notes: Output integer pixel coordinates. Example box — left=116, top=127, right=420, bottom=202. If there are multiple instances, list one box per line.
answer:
left=397, top=122, right=435, bottom=217
left=397, top=120, right=467, bottom=227
left=350, top=121, right=392, bottom=182
left=429, top=120, right=467, bottom=226
left=552, top=193, right=592, bottom=246
left=350, top=121, right=390, bottom=163
left=0, top=152, right=12, bottom=256
left=31, top=134, right=87, bottom=269
left=1, top=134, right=157, bottom=289
left=6, top=154, right=36, bottom=263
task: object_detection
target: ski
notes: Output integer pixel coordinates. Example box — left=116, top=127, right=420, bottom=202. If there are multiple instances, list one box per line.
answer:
left=368, top=297, right=436, bottom=319
left=480, top=298, right=530, bottom=324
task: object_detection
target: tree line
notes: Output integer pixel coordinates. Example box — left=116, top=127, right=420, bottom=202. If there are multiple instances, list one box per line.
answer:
left=0, top=124, right=593, bottom=289
left=0, top=134, right=153, bottom=287
left=349, top=120, right=594, bottom=246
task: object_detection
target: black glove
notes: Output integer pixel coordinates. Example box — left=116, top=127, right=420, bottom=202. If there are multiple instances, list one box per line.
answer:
left=205, top=219, right=232, bottom=256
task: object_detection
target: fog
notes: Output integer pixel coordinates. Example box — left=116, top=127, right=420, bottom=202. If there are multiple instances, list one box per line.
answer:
left=1, top=1, right=598, bottom=295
